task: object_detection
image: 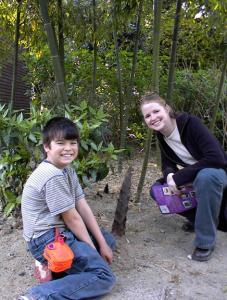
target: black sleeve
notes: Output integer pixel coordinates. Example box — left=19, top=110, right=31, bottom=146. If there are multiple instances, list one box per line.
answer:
left=173, top=116, right=227, bottom=186
left=160, top=149, right=179, bottom=182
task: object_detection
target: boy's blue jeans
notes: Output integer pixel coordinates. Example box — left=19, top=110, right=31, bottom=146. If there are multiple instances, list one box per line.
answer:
left=26, top=228, right=116, bottom=299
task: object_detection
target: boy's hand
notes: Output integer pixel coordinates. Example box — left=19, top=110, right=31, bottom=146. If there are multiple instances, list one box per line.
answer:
left=99, top=243, right=113, bottom=265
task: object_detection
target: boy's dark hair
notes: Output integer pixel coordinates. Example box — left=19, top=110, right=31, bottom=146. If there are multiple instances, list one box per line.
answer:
left=43, top=117, right=80, bottom=146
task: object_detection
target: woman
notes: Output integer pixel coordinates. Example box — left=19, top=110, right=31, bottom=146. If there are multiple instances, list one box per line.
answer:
left=140, top=91, right=227, bottom=262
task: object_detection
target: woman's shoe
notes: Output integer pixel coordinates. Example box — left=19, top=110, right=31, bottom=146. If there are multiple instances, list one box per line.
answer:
left=191, top=247, right=214, bottom=261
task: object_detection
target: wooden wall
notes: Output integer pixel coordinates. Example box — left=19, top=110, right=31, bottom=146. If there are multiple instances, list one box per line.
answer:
left=0, top=55, right=30, bottom=111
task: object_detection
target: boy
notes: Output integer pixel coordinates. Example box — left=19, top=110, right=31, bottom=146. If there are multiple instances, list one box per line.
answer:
left=19, top=117, right=116, bottom=300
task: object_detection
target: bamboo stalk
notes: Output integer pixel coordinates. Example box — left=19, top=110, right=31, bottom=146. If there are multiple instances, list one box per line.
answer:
left=38, top=0, right=67, bottom=111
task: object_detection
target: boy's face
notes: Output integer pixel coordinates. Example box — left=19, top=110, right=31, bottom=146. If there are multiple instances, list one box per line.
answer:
left=44, top=138, right=78, bottom=169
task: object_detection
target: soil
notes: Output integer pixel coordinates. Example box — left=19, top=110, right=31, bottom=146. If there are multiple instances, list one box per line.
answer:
left=1, top=156, right=227, bottom=300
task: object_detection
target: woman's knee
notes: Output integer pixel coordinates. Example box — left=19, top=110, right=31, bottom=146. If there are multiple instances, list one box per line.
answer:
left=194, top=168, right=225, bottom=188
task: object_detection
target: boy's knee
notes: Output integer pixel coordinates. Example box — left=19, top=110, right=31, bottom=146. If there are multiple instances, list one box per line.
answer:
left=99, top=269, right=116, bottom=292
left=107, top=271, right=116, bottom=291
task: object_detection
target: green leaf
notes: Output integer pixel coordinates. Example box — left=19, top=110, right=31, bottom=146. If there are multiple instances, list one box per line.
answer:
left=90, top=169, right=97, bottom=182
left=89, top=123, right=101, bottom=130
left=82, top=175, right=91, bottom=187
left=90, top=142, right=98, bottom=151
left=4, top=202, right=15, bottom=216
left=17, top=112, right=23, bottom=122
left=3, top=108, right=9, bottom=118
left=64, top=110, right=71, bottom=119
left=29, top=133, right=37, bottom=143
left=97, top=141, right=103, bottom=151
left=80, top=140, right=88, bottom=151
left=12, top=154, right=22, bottom=162
left=4, top=191, right=18, bottom=202
left=75, top=121, right=83, bottom=129
left=80, top=101, right=87, bottom=111
left=89, top=106, right=96, bottom=115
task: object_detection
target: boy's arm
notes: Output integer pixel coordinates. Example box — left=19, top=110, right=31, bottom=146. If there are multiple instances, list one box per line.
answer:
left=61, top=207, right=95, bottom=249
left=75, top=198, right=113, bottom=264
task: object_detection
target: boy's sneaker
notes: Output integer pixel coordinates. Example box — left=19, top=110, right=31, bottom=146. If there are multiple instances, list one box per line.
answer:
left=34, top=260, right=52, bottom=283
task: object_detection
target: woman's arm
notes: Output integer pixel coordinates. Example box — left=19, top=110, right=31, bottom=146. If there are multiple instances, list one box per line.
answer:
left=160, top=150, right=179, bottom=181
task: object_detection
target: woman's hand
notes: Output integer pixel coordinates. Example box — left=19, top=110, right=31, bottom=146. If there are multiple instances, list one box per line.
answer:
left=167, top=173, right=180, bottom=195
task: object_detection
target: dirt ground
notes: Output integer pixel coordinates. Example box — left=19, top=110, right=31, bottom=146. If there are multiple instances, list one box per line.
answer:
left=1, top=156, right=227, bottom=300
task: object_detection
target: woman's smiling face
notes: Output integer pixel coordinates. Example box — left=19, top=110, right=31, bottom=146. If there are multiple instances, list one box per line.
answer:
left=141, top=102, right=174, bottom=136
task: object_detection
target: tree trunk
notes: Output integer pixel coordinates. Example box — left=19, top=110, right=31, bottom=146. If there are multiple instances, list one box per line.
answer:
left=209, top=46, right=227, bottom=133
left=112, top=1, right=124, bottom=172
left=57, top=0, right=65, bottom=82
left=38, top=0, right=67, bottom=112
left=112, top=166, right=132, bottom=236
left=135, top=0, right=163, bottom=203
left=166, top=0, right=182, bottom=104
left=91, top=0, right=97, bottom=105
left=151, top=0, right=162, bottom=90
left=9, top=0, right=22, bottom=116
left=118, top=0, right=143, bottom=172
